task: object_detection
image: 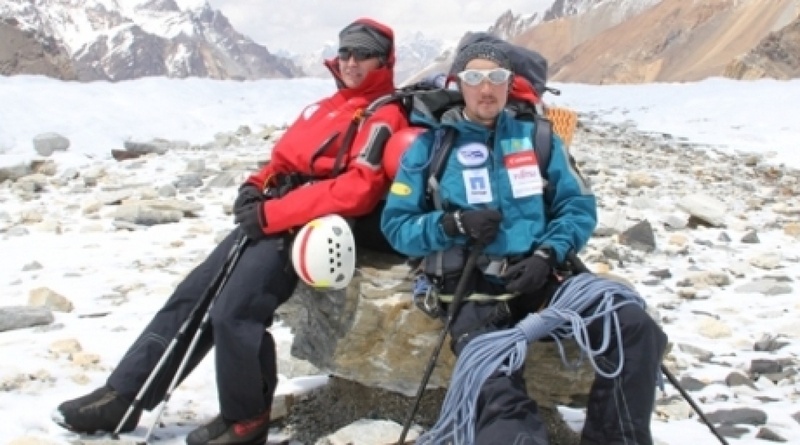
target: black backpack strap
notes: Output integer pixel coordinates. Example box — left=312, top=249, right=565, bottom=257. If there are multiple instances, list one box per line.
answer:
left=330, top=109, right=366, bottom=177
left=425, top=127, right=457, bottom=211
left=532, top=114, right=554, bottom=206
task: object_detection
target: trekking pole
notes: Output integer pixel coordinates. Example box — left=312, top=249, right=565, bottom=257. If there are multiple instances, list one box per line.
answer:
left=661, top=365, right=729, bottom=445
left=566, top=251, right=729, bottom=445
left=111, top=234, right=249, bottom=442
left=396, top=244, right=485, bottom=445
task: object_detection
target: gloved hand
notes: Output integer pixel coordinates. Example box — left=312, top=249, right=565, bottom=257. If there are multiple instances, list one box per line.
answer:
left=441, top=209, right=502, bottom=245
left=503, top=254, right=552, bottom=294
left=233, top=184, right=265, bottom=214
left=234, top=202, right=268, bottom=241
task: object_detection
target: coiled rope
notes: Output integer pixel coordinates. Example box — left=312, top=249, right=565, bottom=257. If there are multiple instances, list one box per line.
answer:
left=415, top=273, right=646, bottom=445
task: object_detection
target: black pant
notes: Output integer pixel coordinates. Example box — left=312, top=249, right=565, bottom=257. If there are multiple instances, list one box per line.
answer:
left=449, top=299, right=549, bottom=445
left=579, top=299, right=667, bottom=445
left=107, top=228, right=298, bottom=421
left=448, top=275, right=667, bottom=445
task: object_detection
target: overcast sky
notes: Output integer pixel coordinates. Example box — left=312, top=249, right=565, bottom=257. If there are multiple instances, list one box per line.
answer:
left=206, top=0, right=551, bottom=54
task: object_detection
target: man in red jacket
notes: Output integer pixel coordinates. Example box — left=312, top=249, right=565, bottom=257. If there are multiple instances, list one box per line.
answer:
left=53, top=18, right=407, bottom=445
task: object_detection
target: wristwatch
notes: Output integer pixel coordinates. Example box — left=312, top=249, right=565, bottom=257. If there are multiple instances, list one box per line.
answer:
left=533, top=246, right=559, bottom=269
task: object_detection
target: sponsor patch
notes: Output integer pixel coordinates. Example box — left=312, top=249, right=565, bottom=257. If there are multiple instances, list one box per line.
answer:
left=456, top=143, right=488, bottom=167
left=505, top=150, right=543, bottom=198
left=500, top=137, right=533, bottom=153
left=390, top=182, right=412, bottom=196
left=463, top=168, right=492, bottom=204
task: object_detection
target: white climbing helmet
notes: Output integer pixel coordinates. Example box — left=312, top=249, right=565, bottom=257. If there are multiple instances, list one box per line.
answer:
left=291, top=214, right=356, bottom=290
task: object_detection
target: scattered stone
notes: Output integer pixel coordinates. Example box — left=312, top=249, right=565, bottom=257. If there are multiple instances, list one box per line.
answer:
left=735, top=279, right=793, bottom=296
left=750, top=359, right=782, bottom=375
left=678, top=193, right=727, bottom=227
left=28, top=287, right=74, bottom=313
left=123, top=138, right=187, bottom=155
left=754, top=334, right=789, bottom=352
left=654, top=394, right=693, bottom=421
left=111, top=149, right=144, bottom=161
left=32, top=132, right=69, bottom=156
left=741, top=229, right=760, bottom=244
left=21, top=261, right=43, bottom=271
left=717, top=424, right=750, bottom=439
left=678, top=375, right=707, bottom=391
left=725, top=371, right=757, bottom=389
left=756, top=427, right=788, bottom=442
left=618, top=220, right=657, bottom=252
left=0, top=306, right=54, bottom=332
left=706, top=407, right=768, bottom=426
left=112, top=205, right=183, bottom=226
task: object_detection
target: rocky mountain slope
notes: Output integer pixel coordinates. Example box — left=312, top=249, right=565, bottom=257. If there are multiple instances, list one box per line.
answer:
left=724, top=16, right=800, bottom=80
left=512, top=0, right=800, bottom=83
left=408, top=0, right=800, bottom=86
left=0, top=17, right=76, bottom=79
left=0, top=0, right=301, bottom=81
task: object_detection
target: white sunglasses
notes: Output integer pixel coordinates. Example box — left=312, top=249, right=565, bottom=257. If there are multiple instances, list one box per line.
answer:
left=457, top=68, right=512, bottom=86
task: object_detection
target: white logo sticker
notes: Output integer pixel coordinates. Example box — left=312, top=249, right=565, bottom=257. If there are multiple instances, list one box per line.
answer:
left=456, top=143, right=489, bottom=167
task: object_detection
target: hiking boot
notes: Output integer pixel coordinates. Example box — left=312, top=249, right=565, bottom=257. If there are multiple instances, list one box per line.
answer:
left=52, top=385, right=141, bottom=433
left=186, top=411, right=270, bottom=445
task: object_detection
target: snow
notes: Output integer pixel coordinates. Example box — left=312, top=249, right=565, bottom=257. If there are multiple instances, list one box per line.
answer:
left=1, top=74, right=799, bottom=444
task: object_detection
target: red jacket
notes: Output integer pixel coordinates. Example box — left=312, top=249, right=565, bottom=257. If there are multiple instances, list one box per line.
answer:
left=244, top=21, right=407, bottom=234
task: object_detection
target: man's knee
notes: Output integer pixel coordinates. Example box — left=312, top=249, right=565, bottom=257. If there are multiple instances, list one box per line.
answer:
left=449, top=301, right=512, bottom=355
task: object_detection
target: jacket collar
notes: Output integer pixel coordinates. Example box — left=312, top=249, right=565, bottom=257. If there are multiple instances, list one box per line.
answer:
left=323, top=58, right=396, bottom=102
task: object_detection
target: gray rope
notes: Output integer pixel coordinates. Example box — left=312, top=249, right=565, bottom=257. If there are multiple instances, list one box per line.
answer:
left=415, top=273, right=646, bottom=445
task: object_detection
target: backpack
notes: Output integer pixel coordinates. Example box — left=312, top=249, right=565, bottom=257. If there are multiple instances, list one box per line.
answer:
left=369, top=36, right=580, bottom=212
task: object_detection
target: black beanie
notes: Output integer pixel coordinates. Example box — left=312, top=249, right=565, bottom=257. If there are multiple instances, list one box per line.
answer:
left=339, top=21, right=392, bottom=61
left=450, top=41, right=512, bottom=75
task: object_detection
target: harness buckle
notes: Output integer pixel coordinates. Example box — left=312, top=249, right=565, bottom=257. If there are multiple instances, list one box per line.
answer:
left=412, top=273, right=444, bottom=319
left=481, top=258, right=508, bottom=277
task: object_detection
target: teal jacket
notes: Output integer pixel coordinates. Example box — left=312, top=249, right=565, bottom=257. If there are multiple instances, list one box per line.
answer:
left=380, top=107, right=597, bottom=264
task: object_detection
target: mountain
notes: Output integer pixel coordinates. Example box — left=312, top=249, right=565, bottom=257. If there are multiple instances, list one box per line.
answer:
left=724, top=16, right=800, bottom=80
left=402, top=1, right=596, bottom=85
left=405, top=0, right=800, bottom=87
left=512, top=0, right=800, bottom=83
left=0, top=0, right=302, bottom=81
left=0, top=17, right=76, bottom=79
left=287, top=42, right=338, bottom=79
left=394, top=32, right=446, bottom=85
left=291, top=31, right=445, bottom=86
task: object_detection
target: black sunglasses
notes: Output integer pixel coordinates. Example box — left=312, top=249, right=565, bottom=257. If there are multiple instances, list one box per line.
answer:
left=338, top=47, right=381, bottom=62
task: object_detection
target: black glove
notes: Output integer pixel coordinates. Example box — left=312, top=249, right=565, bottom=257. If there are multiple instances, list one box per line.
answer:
left=233, top=184, right=265, bottom=214
left=234, top=201, right=268, bottom=241
left=503, top=252, right=553, bottom=294
left=441, top=209, right=502, bottom=245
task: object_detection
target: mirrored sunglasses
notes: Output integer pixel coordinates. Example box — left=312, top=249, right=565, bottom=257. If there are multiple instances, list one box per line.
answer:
left=338, top=47, right=380, bottom=62
left=457, top=68, right=512, bottom=86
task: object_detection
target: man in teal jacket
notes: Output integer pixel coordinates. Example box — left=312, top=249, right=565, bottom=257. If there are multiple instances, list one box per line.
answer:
left=381, top=40, right=666, bottom=445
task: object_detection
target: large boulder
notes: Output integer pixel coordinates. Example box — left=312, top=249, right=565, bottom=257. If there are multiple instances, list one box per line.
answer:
left=277, top=249, right=595, bottom=443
